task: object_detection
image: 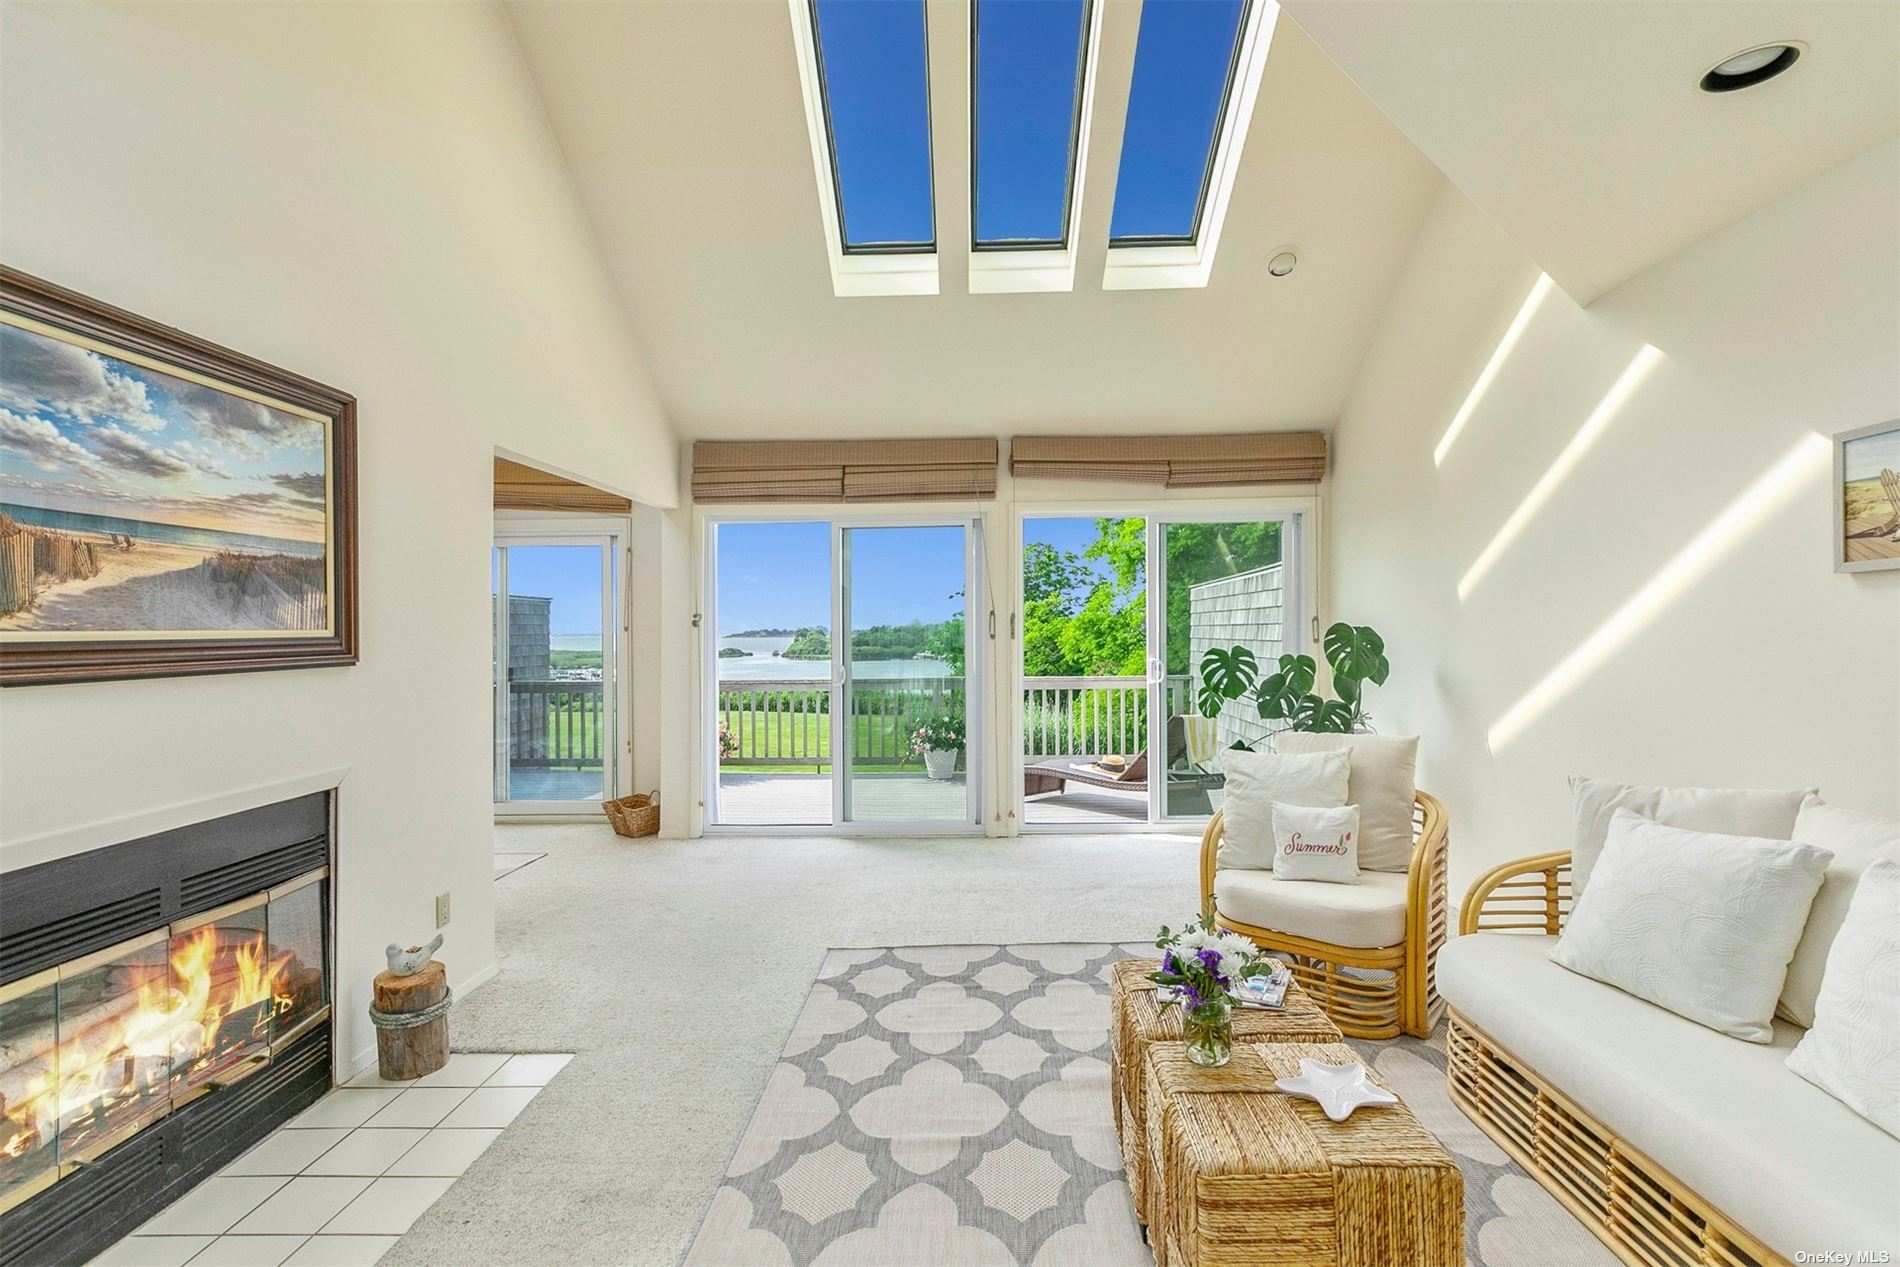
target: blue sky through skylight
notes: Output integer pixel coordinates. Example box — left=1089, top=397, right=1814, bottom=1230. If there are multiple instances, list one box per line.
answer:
left=973, top=0, right=1089, bottom=247
left=1109, top=0, right=1248, bottom=243
left=811, top=0, right=935, bottom=250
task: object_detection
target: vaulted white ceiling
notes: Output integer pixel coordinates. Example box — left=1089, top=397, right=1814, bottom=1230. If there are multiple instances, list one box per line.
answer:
left=1282, top=0, right=1900, bottom=304
left=505, top=0, right=1442, bottom=440
left=507, top=0, right=1897, bottom=442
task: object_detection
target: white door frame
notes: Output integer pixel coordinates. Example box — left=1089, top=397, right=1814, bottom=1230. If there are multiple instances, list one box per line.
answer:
left=701, top=510, right=988, bottom=836
left=493, top=514, right=629, bottom=816
left=1011, top=498, right=1316, bottom=834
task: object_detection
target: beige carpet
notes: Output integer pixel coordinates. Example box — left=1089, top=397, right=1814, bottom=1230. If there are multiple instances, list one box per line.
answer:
left=378, top=823, right=1203, bottom=1267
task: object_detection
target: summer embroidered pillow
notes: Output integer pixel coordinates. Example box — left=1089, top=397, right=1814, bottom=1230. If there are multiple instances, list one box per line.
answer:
left=1215, top=748, right=1349, bottom=871
left=1271, top=802, right=1360, bottom=884
left=1550, top=809, right=1831, bottom=1042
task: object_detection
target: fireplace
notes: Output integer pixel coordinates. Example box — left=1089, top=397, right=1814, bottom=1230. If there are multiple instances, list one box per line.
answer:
left=0, top=794, right=333, bottom=1267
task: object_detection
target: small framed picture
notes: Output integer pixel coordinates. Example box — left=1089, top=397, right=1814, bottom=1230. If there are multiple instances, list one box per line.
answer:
left=1833, top=421, right=1900, bottom=574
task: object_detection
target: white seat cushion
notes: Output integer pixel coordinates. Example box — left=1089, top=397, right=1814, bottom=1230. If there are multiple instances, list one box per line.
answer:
left=1439, top=932, right=1900, bottom=1261
left=1213, top=867, right=1408, bottom=949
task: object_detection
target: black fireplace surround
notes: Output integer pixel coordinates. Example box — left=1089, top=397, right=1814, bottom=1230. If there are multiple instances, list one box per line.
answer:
left=0, top=794, right=333, bottom=1266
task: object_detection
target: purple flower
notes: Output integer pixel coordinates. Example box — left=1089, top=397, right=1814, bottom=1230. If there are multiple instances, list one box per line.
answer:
left=1161, top=950, right=1179, bottom=975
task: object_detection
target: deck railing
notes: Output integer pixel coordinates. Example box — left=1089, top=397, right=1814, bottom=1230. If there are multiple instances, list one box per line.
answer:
left=717, top=676, right=965, bottom=768
left=714, top=673, right=1194, bottom=768
left=509, top=678, right=605, bottom=770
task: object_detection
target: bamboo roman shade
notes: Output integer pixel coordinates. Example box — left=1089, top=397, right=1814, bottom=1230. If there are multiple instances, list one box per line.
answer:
left=494, top=458, right=632, bottom=513
left=1009, top=432, right=1327, bottom=487
left=691, top=439, right=999, bottom=503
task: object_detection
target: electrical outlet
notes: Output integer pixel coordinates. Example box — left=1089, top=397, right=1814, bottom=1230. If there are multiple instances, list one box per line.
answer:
left=435, top=892, right=451, bottom=929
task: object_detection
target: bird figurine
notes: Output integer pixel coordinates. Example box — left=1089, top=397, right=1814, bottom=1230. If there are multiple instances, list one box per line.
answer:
left=385, top=934, right=443, bottom=977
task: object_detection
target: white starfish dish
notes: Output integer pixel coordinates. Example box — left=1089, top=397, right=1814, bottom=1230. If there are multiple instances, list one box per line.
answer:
left=1274, top=1059, right=1399, bottom=1122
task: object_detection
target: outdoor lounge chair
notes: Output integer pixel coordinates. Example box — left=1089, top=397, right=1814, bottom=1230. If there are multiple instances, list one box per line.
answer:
left=1022, top=715, right=1225, bottom=801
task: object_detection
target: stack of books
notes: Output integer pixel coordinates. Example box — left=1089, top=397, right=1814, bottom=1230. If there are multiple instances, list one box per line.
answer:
left=1230, top=961, right=1293, bottom=1011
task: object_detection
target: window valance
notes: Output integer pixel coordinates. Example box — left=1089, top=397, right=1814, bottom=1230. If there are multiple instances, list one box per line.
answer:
left=1008, top=432, right=1327, bottom=487
left=691, top=439, right=999, bottom=503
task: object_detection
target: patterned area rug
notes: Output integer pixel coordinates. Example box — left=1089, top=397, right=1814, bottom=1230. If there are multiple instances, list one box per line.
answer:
left=682, top=944, right=1617, bottom=1267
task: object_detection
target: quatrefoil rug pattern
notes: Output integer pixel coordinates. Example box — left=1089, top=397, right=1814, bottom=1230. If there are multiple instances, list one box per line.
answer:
left=682, top=943, right=1619, bottom=1267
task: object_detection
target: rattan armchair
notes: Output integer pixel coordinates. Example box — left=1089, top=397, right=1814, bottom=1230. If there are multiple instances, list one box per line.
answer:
left=1198, top=790, right=1450, bottom=1040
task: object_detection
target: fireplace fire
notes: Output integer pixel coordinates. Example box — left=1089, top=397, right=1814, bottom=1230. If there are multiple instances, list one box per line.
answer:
left=0, top=873, right=328, bottom=1212
left=0, top=793, right=333, bottom=1267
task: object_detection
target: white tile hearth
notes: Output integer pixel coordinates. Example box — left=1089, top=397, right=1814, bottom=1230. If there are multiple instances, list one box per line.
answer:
left=90, top=1052, right=571, bottom=1267
left=438, top=1085, right=536, bottom=1129
left=360, top=1087, right=472, bottom=1129
left=304, top=1129, right=428, bottom=1176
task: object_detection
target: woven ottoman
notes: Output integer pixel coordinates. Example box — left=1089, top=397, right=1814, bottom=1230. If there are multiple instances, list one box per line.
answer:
left=1109, top=958, right=1341, bottom=1227
left=1142, top=1041, right=1463, bottom=1267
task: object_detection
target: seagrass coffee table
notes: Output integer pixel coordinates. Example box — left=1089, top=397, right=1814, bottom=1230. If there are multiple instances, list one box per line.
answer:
left=1142, top=1040, right=1464, bottom=1267
left=1109, top=958, right=1342, bottom=1227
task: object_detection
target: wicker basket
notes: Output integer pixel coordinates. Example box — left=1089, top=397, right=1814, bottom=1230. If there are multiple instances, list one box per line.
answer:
left=603, top=791, right=659, bottom=838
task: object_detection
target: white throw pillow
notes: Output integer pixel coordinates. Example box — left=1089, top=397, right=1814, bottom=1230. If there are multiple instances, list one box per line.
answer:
left=1215, top=748, right=1349, bottom=871
left=1272, top=734, right=1418, bottom=872
left=1780, top=795, right=1900, bottom=1026
left=1270, top=802, right=1360, bottom=884
left=1568, top=777, right=1811, bottom=896
left=1787, top=859, right=1900, bottom=1139
left=1550, top=809, right=1831, bottom=1042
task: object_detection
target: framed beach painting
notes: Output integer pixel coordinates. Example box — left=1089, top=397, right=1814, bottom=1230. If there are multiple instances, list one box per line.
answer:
left=1834, top=420, right=1900, bottom=574
left=0, top=267, right=357, bottom=684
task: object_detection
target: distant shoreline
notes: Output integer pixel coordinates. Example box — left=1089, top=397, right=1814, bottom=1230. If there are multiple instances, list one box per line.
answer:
left=0, top=500, right=324, bottom=560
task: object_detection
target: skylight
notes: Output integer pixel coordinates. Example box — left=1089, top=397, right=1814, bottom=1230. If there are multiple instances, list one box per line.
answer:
left=971, top=0, right=1092, bottom=250
left=809, top=0, right=935, bottom=253
left=1109, top=0, right=1250, bottom=245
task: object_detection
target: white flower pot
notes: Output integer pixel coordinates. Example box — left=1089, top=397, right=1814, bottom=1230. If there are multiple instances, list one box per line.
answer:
left=922, top=748, right=959, bottom=780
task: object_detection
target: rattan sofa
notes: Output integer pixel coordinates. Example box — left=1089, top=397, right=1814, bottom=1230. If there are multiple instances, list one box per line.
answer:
left=1443, top=851, right=1900, bottom=1267
left=1198, top=790, right=1449, bottom=1039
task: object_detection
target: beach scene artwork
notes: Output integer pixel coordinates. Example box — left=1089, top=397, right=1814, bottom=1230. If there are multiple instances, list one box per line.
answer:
left=1837, top=422, right=1900, bottom=573
left=0, top=314, right=333, bottom=638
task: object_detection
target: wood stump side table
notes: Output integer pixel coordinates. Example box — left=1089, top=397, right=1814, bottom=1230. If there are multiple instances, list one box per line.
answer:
left=1142, top=1041, right=1463, bottom=1267
left=1109, top=958, right=1342, bottom=1228
left=372, top=960, right=449, bottom=1081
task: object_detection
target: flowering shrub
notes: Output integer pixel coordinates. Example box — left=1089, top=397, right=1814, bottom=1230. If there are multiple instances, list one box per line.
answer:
left=717, top=722, right=739, bottom=761
left=907, top=706, right=966, bottom=758
left=1148, top=912, right=1275, bottom=1011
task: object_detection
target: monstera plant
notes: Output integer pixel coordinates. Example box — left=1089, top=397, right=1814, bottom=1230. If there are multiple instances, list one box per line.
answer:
left=1196, top=622, right=1390, bottom=737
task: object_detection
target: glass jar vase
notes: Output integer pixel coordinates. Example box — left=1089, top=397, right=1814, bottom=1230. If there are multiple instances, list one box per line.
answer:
left=1183, top=996, right=1233, bottom=1067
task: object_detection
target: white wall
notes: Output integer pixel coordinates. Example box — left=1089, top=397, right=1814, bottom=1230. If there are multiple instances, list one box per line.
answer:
left=1331, top=143, right=1900, bottom=896
left=0, top=1, right=676, bottom=1073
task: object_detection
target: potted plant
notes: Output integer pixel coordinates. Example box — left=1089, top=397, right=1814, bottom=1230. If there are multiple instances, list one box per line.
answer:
left=1197, top=621, right=1391, bottom=738
left=908, top=705, right=966, bottom=781
left=717, top=721, right=739, bottom=762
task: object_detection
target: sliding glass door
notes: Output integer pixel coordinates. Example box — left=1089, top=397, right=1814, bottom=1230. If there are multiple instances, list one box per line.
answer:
left=1152, top=515, right=1297, bottom=821
left=493, top=535, right=620, bottom=811
left=1018, top=510, right=1302, bottom=828
left=709, top=517, right=983, bottom=831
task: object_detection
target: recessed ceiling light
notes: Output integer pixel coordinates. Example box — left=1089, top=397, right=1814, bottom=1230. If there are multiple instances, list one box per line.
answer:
left=1268, top=250, right=1298, bottom=277
left=1700, top=42, right=1803, bottom=93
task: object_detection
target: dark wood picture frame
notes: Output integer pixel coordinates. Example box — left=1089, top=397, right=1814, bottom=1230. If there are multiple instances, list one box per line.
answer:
left=0, top=267, right=358, bottom=685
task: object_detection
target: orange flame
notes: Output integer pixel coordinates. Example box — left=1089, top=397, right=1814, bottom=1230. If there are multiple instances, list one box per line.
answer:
left=2, top=924, right=298, bottom=1171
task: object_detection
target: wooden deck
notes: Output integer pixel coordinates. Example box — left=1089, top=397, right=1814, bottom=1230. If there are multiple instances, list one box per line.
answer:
left=714, top=771, right=1157, bottom=826
left=1844, top=511, right=1900, bottom=564
left=717, top=772, right=973, bottom=825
